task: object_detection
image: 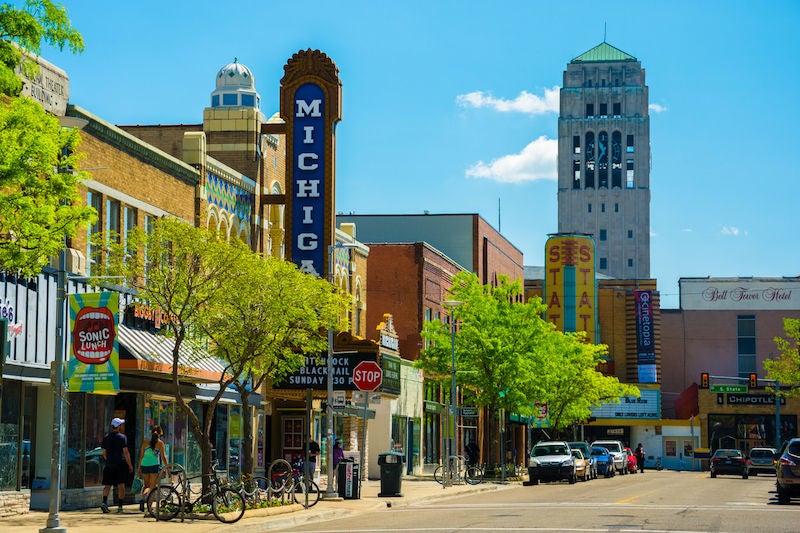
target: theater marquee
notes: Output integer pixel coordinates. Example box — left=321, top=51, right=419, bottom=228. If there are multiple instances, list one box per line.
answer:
left=280, top=49, right=342, bottom=277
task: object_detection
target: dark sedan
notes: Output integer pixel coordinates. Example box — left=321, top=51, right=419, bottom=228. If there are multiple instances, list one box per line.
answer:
left=710, top=448, right=748, bottom=479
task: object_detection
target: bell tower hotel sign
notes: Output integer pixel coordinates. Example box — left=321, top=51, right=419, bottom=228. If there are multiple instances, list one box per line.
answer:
left=680, top=278, right=800, bottom=311
left=280, top=49, right=342, bottom=276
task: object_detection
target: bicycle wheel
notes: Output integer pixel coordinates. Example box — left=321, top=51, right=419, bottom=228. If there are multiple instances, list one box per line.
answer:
left=292, top=478, right=320, bottom=508
left=268, top=458, right=292, bottom=494
left=433, top=465, right=444, bottom=484
left=147, top=485, right=181, bottom=521
left=465, top=465, right=483, bottom=485
left=212, top=488, right=245, bottom=524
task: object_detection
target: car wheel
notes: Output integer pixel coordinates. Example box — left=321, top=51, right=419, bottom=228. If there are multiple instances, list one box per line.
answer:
left=569, top=472, right=577, bottom=484
left=778, top=488, right=790, bottom=505
left=532, top=478, right=539, bottom=485
left=742, top=473, right=748, bottom=479
left=710, top=471, right=717, bottom=478
left=751, top=471, right=757, bottom=476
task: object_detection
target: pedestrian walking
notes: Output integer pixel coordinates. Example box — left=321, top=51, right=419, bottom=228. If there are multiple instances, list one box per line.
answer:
left=305, top=435, right=320, bottom=479
left=100, top=417, right=134, bottom=513
left=332, top=438, right=345, bottom=488
left=635, top=443, right=645, bottom=473
left=137, top=425, right=167, bottom=512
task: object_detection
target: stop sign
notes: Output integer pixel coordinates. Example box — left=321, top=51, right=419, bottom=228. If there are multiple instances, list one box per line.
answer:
left=352, top=360, right=382, bottom=391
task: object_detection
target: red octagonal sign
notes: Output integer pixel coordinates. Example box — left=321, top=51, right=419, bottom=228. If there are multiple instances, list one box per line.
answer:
left=352, top=360, right=382, bottom=391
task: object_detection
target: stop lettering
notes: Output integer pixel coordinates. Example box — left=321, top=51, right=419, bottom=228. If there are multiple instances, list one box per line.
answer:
left=353, top=360, right=382, bottom=391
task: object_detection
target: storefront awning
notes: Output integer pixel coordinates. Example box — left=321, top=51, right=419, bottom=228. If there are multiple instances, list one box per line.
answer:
left=117, top=324, right=227, bottom=382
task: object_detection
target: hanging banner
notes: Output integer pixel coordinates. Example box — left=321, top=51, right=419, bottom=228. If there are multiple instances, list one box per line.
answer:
left=634, top=289, right=657, bottom=383
left=67, top=292, right=120, bottom=393
left=532, top=401, right=551, bottom=428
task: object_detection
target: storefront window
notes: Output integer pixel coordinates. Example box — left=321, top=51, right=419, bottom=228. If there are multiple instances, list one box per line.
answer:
left=186, top=402, right=202, bottom=477
left=228, top=405, right=242, bottom=478
left=0, top=380, right=21, bottom=490
left=84, top=394, right=115, bottom=487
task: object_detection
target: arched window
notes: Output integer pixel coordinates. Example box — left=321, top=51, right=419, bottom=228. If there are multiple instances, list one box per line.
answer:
left=611, top=131, right=622, bottom=188
left=584, top=132, right=595, bottom=189
left=598, top=131, right=608, bottom=188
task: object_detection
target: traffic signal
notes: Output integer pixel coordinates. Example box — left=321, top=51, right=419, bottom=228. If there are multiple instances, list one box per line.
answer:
left=700, top=372, right=709, bottom=389
left=749, top=373, right=758, bottom=388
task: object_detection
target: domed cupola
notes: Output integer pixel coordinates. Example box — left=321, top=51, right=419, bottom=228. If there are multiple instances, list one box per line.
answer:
left=210, top=58, right=260, bottom=109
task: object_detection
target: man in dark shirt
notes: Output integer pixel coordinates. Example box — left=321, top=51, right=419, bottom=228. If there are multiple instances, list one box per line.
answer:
left=306, top=436, right=320, bottom=478
left=100, top=417, right=133, bottom=513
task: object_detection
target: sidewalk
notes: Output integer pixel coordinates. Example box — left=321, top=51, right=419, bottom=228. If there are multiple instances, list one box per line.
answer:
left=2, top=476, right=518, bottom=533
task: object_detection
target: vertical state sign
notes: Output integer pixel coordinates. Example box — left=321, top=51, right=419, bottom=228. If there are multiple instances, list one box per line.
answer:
left=544, top=235, right=597, bottom=342
left=281, top=49, right=342, bottom=277
left=68, top=292, right=120, bottom=393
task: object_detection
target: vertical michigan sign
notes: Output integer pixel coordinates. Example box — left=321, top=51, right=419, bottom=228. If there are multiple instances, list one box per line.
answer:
left=281, top=49, right=342, bottom=276
left=544, top=234, right=597, bottom=342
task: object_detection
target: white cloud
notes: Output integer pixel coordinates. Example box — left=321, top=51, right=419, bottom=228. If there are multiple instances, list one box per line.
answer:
left=649, top=103, right=668, bottom=113
left=465, top=136, right=557, bottom=183
left=681, top=228, right=693, bottom=233
left=456, top=87, right=560, bottom=115
left=721, top=226, right=740, bottom=236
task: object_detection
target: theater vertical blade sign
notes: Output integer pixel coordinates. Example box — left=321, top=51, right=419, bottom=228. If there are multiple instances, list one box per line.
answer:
left=68, top=292, right=120, bottom=393
left=281, top=49, right=342, bottom=276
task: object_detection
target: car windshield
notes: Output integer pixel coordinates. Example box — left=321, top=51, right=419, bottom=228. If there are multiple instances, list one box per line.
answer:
left=596, top=442, right=621, bottom=453
left=590, top=448, right=607, bottom=456
left=750, top=449, right=774, bottom=458
left=534, top=446, right=566, bottom=456
left=713, top=449, right=742, bottom=458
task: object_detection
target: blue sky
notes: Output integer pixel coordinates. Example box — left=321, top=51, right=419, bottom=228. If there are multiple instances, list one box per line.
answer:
left=36, top=0, right=800, bottom=308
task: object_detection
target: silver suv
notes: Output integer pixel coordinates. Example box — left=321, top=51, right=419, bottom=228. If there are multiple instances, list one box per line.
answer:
left=591, top=439, right=627, bottom=474
left=527, top=441, right=576, bottom=485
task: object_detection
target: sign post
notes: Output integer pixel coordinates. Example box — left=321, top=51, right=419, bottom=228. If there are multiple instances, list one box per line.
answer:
left=352, top=360, right=381, bottom=493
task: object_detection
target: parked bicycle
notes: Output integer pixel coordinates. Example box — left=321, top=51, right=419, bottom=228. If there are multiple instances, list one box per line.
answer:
left=146, top=460, right=245, bottom=523
left=434, top=455, right=483, bottom=485
left=268, top=457, right=321, bottom=507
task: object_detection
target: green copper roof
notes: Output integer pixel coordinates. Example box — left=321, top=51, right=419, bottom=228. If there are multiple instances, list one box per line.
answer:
left=571, top=42, right=636, bottom=63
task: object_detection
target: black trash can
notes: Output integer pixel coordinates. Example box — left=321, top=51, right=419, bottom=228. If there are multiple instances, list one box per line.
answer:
left=337, top=460, right=360, bottom=499
left=377, top=451, right=404, bottom=497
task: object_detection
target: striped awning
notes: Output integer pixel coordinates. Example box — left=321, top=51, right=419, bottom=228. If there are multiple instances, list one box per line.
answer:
left=117, top=324, right=228, bottom=380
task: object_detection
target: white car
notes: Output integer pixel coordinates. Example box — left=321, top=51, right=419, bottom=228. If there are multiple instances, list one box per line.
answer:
left=527, top=441, right=576, bottom=485
left=591, top=440, right=627, bottom=474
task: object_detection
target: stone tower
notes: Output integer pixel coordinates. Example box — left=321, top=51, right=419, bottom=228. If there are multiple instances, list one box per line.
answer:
left=557, top=42, right=650, bottom=279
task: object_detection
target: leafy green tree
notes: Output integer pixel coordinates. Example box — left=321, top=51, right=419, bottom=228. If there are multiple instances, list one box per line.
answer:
left=416, top=272, right=554, bottom=463
left=0, top=93, right=95, bottom=277
left=1, top=0, right=84, bottom=96
left=202, top=250, right=351, bottom=475
left=94, top=218, right=253, bottom=484
left=764, top=318, right=800, bottom=397
left=532, top=330, right=639, bottom=434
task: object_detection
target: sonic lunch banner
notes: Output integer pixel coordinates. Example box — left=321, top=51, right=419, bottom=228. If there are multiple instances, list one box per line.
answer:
left=67, top=292, right=120, bottom=393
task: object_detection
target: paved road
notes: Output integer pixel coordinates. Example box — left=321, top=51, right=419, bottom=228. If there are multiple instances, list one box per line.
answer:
left=280, top=470, right=800, bottom=533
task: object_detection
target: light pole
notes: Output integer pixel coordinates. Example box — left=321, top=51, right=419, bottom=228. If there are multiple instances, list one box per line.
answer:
left=325, top=241, right=358, bottom=499
left=443, top=300, right=463, bottom=488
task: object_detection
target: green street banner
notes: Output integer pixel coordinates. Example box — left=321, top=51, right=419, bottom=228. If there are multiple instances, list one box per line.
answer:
left=68, top=292, right=119, bottom=393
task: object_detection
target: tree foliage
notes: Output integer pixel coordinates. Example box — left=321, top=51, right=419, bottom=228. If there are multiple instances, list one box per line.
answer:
left=0, top=0, right=89, bottom=277
left=0, top=95, right=95, bottom=277
left=764, top=318, right=800, bottom=397
left=1, top=0, right=84, bottom=96
left=201, top=249, right=351, bottom=474
left=94, top=218, right=254, bottom=481
left=416, top=271, right=639, bottom=445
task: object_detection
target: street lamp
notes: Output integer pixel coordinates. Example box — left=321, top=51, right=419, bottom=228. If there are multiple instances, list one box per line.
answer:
left=325, top=241, right=358, bottom=500
left=442, top=299, right=463, bottom=488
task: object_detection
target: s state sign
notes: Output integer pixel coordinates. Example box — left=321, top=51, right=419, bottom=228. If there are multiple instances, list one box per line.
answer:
left=352, top=360, right=382, bottom=391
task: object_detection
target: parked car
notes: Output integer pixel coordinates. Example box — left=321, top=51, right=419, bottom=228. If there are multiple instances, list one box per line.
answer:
left=591, top=440, right=626, bottom=474
left=748, top=447, right=777, bottom=476
left=624, top=447, right=638, bottom=474
left=590, top=446, right=616, bottom=478
left=527, top=441, right=576, bottom=485
left=571, top=449, right=590, bottom=482
left=777, top=438, right=800, bottom=504
left=710, top=448, right=748, bottom=479
left=568, top=441, right=597, bottom=479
